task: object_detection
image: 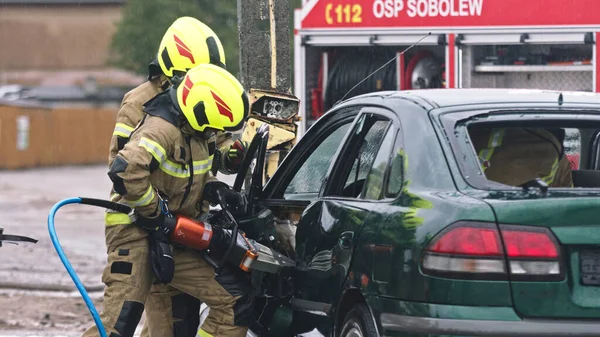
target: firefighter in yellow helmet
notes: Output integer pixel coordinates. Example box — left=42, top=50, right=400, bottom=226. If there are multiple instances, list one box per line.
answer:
left=94, top=18, right=249, bottom=337
left=110, top=16, right=246, bottom=174
left=83, top=64, right=254, bottom=337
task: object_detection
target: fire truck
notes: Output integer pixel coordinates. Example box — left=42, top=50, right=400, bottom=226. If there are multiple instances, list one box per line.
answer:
left=293, top=0, right=600, bottom=166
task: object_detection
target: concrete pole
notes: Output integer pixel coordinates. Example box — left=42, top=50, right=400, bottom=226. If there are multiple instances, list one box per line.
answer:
left=237, top=0, right=292, bottom=93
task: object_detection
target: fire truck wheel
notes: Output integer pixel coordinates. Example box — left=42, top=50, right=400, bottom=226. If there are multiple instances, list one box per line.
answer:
left=338, top=304, right=378, bottom=337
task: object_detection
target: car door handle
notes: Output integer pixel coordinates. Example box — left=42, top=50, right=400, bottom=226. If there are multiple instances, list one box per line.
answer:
left=338, top=231, right=354, bottom=250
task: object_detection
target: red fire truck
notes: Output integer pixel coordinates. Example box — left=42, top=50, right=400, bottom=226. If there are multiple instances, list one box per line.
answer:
left=293, top=0, right=600, bottom=169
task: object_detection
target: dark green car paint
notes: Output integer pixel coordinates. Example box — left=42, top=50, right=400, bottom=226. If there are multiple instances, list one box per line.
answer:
left=255, top=89, right=600, bottom=336
left=294, top=198, right=374, bottom=307
left=479, top=195, right=600, bottom=318
left=360, top=191, right=512, bottom=307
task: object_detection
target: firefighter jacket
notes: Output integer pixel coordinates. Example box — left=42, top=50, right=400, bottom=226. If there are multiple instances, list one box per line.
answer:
left=107, top=91, right=225, bottom=225
left=471, top=127, right=573, bottom=188
left=108, top=75, right=234, bottom=171
left=109, top=76, right=168, bottom=166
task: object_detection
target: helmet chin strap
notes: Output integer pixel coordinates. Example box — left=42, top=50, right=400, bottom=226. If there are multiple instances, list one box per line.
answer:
left=170, top=75, right=185, bottom=88
left=178, top=121, right=214, bottom=139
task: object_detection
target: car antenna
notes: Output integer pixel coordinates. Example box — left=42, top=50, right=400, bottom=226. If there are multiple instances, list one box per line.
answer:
left=558, top=92, right=564, bottom=106
left=333, top=32, right=432, bottom=107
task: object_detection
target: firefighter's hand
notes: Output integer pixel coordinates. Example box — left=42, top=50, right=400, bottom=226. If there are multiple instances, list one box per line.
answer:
left=219, top=188, right=248, bottom=217
left=225, top=139, right=248, bottom=167
left=135, top=206, right=176, bottom=235
left=203, top=181, right=248, bottom=216
left=135, top=212, right=164, bottom=232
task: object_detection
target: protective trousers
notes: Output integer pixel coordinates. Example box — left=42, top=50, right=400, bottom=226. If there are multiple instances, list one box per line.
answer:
left=82, top=224, right=254, bottom=337
left=140, top=284, right=201, bottom=337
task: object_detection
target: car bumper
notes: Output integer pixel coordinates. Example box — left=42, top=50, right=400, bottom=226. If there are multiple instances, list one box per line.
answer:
left=380, top=314, right=600, bottom=337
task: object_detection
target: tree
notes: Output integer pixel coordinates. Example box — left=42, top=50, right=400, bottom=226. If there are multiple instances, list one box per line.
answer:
left=109, top=0, right=239, bottom=77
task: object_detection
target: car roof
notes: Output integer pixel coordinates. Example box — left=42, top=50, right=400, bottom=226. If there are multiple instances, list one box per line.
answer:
left=343, top=88, right=600, bottom=109
left=394, top=88, right=600, bottom=108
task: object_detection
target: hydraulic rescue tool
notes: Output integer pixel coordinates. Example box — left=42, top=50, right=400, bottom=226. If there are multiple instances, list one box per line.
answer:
left=48, top=125, right=295, bottom=337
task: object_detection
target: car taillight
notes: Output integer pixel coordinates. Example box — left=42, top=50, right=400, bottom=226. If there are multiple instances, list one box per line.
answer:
left=499, top=224, right=561, bottom=281
left=421, top=221, right=563, bottom=281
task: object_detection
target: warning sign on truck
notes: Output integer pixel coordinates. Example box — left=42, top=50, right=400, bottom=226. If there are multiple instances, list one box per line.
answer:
left=302, top=0, right=600, bottom=29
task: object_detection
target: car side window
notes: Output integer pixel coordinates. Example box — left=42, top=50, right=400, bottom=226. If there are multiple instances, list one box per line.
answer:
left=363, top=127, right=397, bottom=200
left=284, top=122, right=352, bottom=196
left=386, top=139, right=405, bottom=198
left=327, top=115, right=392, bottom=198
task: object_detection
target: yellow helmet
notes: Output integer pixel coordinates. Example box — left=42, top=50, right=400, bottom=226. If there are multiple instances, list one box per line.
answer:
left=175, top=64, right=249, bottom=132
left=157, top=16, right=226, bottom=78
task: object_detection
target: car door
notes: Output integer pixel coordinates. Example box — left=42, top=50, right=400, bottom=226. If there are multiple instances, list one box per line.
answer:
left=263, top=106, right=400, bottom=316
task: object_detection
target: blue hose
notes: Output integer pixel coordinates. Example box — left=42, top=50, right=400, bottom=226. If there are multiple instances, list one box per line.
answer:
left=48, top=197, right=108, bottom=337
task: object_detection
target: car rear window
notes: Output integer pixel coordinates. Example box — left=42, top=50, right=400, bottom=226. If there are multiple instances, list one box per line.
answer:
left=446, top=112, right=600, bottom=190
left=467, top=126, right=580, bottom=188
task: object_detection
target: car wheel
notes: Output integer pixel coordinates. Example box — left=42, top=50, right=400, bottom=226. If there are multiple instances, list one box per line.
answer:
left=339, top=304, right=378, bottom=337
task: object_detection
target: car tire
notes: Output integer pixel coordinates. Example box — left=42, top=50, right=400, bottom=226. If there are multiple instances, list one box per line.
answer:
left=338, top=304, right=378, bottom=337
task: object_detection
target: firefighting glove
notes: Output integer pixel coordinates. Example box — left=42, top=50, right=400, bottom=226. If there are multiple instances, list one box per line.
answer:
left=203, top=181, right=248, bottom=217
left=135, top=212, right=164, bottom=232
left=134, top=201, right=176, bottom=234
left=224, top=139, right=248, bottom=170
left=136, top=213, right=178, bottom=237
left=220, top=188, right=248, bottom=216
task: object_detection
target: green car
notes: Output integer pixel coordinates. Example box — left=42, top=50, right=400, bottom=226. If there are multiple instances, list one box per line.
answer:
left=242, top=88, right=600, bottom=337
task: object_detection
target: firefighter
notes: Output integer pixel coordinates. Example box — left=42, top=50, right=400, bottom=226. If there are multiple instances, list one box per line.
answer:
left=98, top=17, right=248, bottom=337
left=83, top=64, right=253, bottom=337
left=471, top=127, right=573, bottom=187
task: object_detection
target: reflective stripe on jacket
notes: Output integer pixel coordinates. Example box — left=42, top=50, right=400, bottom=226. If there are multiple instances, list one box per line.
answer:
left=108, top=77, right=168, bottom=167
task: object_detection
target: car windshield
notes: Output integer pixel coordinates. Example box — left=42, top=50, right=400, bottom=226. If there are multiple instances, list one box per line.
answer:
left=447, top=112, right=600, bottom=190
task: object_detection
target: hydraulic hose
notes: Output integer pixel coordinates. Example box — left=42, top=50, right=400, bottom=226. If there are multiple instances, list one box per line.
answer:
left=48, top=197, right=132, bottom=337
